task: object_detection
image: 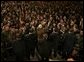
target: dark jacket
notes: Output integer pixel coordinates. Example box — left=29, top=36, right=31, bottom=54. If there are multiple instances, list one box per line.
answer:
left=63, top=32, right=77, bottom=55
left=37, top=38, right=49, bottom=58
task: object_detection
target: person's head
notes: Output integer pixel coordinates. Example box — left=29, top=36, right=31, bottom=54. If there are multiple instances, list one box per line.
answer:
left=73, top=24, right=78, bottom=33
left=10, top=26, right=15, bottom=32
left=41, top=20, right=46, bottom=27
left=59, top=15, right=62, bottom=19
left=63, top=16, right=66, bottom=20
left=52, top=28, right=56, bottom=32
left=60, top=25, right=66, bottom=33
left=31, top=26, right=35, bottom=31
left=57, top=23, right=61, bottom=30
left=50, top=15, right=52, bottom=21
left=80, top=16, right=83, bottom=21
left=25, top=23, right=29, bottom=27
left=60, top=19, right=64, bottom=23
left=66, top=24, right=70, bottom=29
left=4, top=25, right=10, bottom=32
left=53, top=23, right=56, bottom=26
left=37, top=24, right=43, bottom=30
left=80, top=30, right=83, bottom=36
left=19, top=28, right=23, bottom=33
left=70, top=19, right=74, bottom=26
left=43, top=14, right=46, bottom=19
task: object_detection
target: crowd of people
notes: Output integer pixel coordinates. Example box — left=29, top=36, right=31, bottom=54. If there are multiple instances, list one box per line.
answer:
left=1, top=1, right=83, bottom=61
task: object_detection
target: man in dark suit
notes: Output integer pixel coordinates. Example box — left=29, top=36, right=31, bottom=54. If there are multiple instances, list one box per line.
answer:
left=13, top=35, right=25, bottom=61
left=37, top=33, right=49, bottom=61
left=47, top=28, right=60, bottom=58
left=23, top=28, right=37, bottom=60
left=76, top=30, right=83, bottom=61
left=62, top=30, right=77, bottom=59
left=47, top=28, right=53, bottom=58
left=52, top=28, right=60, bottom=57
